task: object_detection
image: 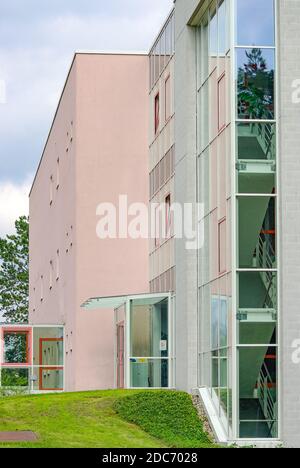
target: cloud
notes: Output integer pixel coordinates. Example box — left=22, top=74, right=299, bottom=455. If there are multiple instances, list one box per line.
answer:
left=0, top=0, right=173, bottom=182
left=0, top=176, right=30, bottom=237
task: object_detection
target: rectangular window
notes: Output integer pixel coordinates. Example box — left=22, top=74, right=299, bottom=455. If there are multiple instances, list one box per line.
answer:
left=165, top=75, right=171, bottom=121
left=39, top=338, right=64, bottom=366
left=237, top=48, right=275, bottom=120
left=238, top=197, right=276, bottom=270
left=155, top=205, right=160, bottom=248
left=165, top=194, right=171, bottom=239
left=236, top=0, right=275, bottom=47
left=154, top=93, right=160, bottom=134
left=218, top=73, right=226, bottom=131
left=38, top=368, right=64, bottom=391
left=2, top=328, right=31, bottom=366
left=218, top=218, right=226, bottom=274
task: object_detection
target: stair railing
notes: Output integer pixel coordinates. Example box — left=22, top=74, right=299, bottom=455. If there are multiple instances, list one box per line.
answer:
left=257, top=362, right=277, bottom=438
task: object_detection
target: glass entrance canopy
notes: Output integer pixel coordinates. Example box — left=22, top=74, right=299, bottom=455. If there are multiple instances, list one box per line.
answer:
left=82, top=293, right=173, bottom=389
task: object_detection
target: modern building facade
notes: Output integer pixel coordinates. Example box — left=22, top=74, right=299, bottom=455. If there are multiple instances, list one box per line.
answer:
left=29, top=53, right=150, bottom=392
left=12, top=0, right=300, bottom=448
left=172, top=0, right=299, bottom=448
left=149, top=11, right=175, bottom=295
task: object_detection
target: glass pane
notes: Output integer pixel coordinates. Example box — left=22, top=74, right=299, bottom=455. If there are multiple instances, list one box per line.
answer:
left=211, top=296, right=219, bottom=350
left=165, top=18, right=172, bottom=59
left=33, top=327, right=64, bottom=366
left=236, top=0, right=275, bottom=47
left=237, top=123, right=276, bottom=194
left=199, top=81, right=209, bottom=151
left=238, top=197, right=276, bottom=269
left=220, top=297, right=228, bottom=348
left=3, top=331, right=29, bottom=364
left=237, top=48, right=275, bottom=120
left=218, top=0, right=226, bottom=56
left=32, top=367, right=64, bottom=391
left=239, top=347, right=277, bottom=438
left=201, top=18, right=209, bottom=83
left=239, top=323, right=276, bottom=346
left=1, top=368, right=29, bottom=387
left=220, top=358, right=228, bottom=387
left=238, top=269, right=277, bottom=345
left=130, top=359, right=168, bottom=388
left=238, top=271, right=277, bottom=311
left=212, top=356, right=219, bottom=389
left=209, top=8, right=218, bottom=70
left=130, top=297, right=168, bottom=358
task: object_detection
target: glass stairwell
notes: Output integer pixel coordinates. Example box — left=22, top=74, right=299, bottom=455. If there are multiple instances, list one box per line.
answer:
left=238, top=193, right=278, bottom=438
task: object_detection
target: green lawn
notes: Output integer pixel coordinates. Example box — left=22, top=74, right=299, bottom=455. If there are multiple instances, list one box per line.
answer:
left=0, top=390, right=215, bottom=448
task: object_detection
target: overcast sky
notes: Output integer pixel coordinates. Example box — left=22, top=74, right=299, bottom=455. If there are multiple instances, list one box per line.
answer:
left=0, top=0, right=173, bottom=236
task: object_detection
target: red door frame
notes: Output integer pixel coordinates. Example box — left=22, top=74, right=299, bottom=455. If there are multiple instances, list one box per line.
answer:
left=39, top=337, right=63, bottom=391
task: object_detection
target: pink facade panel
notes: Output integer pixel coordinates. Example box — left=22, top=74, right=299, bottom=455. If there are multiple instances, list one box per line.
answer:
left=29, top=53, right=149, bottom=391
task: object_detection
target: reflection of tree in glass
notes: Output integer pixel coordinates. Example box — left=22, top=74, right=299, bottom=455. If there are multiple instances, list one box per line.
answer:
left=237, top=48, right=274, bottom=119
left=1, top=369, right=28, bottom=387
left=4, top=333, right=27, bottom=363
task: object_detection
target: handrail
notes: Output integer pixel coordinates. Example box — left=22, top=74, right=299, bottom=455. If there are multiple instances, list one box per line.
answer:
left=257, top=362, right=277, bottom=437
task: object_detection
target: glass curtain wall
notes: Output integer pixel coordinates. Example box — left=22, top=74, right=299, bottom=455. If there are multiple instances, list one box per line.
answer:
left=149, top=11, right=175, bottom=91
left=197, top=0, right=233, bottom=437
left=129, top=297, right=170, bottom=388
left=234, top=0, right=278, bottom=439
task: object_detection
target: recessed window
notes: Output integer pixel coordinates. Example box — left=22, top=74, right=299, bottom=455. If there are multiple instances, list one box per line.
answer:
left=165, top=76, right=171, bottom=122
left=218, top=73, right=226, bottom=131
left=165, top=194, right=172, bottom=239
left=155, top=205, right=160, bottom=248
left=218, top=218, right=226, bottom=274
left=154, top=93, right=160, bottom=134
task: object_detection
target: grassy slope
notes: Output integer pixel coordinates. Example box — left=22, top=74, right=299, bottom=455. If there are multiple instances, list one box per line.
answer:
left=115, top=391, right=214, bottom=448
left=0, top=390, right=214, bottom=448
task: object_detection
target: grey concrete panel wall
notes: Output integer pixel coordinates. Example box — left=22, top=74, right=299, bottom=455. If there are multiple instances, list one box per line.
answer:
left=279, top=0, right=300, bottom=448
left=174, top=0, right=200, bottom=392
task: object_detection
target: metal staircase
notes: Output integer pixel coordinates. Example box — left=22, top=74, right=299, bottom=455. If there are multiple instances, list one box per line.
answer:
left=237, top=120, right=275, bottom=175
left=256, top=362, right=277, bottom=438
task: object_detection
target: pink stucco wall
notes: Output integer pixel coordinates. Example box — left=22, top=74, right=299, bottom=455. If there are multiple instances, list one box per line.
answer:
left=29, top=53, right=149, bottom=391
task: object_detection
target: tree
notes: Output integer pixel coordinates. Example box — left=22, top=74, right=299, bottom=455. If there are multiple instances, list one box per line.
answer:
left=0, top=216, right=29, bottom=323
left=237, top=48, right=274, bottom=119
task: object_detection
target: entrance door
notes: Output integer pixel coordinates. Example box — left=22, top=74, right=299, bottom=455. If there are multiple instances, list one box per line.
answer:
left=117, top=323, right=125, bottom=389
